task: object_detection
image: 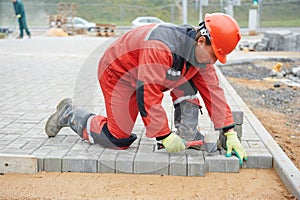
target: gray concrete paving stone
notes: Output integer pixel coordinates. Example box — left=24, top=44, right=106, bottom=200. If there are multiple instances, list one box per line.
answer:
left=63, top=154, right=98, bottom=173
left=98, top=149, right=118, bottom=173
left=205, top=155, right=240, bottom=173
left=187, top=153, right=206, bottom=176
left=169, top=154, right=187, bottom=176
left=247, top=141, right=266, bottom=148
left=0, top=148, right=35, bottom=155
left=116, top=152, right=136, bottom=174
left=134, top=152, right=169, bottom=175
left=137, top=144, right=155, bottom=153
left=232, top=110, right=244, bottom=124
left=44, top=158, right=62, bottom=172
left=242, top=148, right=273, bottom=169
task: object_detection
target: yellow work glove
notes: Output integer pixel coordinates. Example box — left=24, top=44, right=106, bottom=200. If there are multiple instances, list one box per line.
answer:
left=162, top=133, right=186, bottom=153
left=224, top=131, right=248, bottom=166
left=16, top=14, right=21, bottom=18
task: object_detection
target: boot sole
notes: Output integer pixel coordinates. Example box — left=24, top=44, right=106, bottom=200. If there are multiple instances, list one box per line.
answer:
left=45, top=98, right=72, bottom=137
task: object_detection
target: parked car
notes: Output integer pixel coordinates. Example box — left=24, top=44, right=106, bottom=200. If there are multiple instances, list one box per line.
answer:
left=0, top=27, right=12, bottom=34
left=67, top=17, right=96, bottom=32
left=131, top=16, right=164, bottom=28
left=0, top=27, right=12, bottom=38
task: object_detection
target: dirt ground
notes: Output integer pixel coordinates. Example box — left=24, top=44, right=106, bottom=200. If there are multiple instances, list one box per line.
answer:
left=0, top=59, right=298, bottom=200
left=228, top=77, right=300, bottom=169
left=219, top=59, right=300, bottom=170
left=0, top=169, right=294, bottom=200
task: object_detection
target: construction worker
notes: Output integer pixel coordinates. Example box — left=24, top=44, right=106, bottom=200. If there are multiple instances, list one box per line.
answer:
left=12, top=0, right=31, bottom=39
left=45, top=13, right=247, bottom=165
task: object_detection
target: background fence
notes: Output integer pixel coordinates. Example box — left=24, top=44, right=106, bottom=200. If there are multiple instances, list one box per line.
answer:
left=0, top=0, right=299, bottom=27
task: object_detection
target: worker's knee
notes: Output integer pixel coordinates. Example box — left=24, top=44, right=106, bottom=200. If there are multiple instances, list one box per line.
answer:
left=86, top=122, right=137, bottom=150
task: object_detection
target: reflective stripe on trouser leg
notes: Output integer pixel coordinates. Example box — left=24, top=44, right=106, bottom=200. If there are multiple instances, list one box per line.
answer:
left=86, top=115, right=94, bottom=144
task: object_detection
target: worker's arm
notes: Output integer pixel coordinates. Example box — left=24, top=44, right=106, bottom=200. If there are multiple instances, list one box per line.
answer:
left=191, top=64, right=235, bottom=130
left=192, top=65, right=247, bottom=165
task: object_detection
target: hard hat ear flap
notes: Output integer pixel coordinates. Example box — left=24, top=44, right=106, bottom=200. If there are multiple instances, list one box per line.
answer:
left=217, top=48, right=224, bottom=55
left=215, top=48, right=226, bottom=63
left=214, top=48, right=226, bottom=64
left=237, top=32, right=241, bottom=41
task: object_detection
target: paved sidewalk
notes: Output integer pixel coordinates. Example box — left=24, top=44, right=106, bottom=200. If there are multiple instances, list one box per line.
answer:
left=0, top=36, right=272, bottom=176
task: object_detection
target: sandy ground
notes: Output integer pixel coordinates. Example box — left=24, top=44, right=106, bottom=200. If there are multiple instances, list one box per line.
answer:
left=254, top=108, right=300, bottom=169
left=0, top=169, right=294, bottom=200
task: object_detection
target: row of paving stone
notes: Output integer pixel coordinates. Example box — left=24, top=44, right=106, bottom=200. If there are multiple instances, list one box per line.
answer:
left=0, top=37, right=272, bottom=176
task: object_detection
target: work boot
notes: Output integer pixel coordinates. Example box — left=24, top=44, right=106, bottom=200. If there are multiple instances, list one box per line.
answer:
left=174, top=100, right=205, bottom=150
left=45, top=98, right=94, bottom=138
left=45, top=98, right=73, bottom=137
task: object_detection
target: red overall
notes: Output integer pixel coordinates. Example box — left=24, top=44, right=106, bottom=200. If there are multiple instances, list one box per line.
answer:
left=83, top=24, right=234, bottom=146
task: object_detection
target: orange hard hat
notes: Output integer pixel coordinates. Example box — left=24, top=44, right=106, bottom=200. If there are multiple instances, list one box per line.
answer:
left=204, top=13, right=241, bottom=64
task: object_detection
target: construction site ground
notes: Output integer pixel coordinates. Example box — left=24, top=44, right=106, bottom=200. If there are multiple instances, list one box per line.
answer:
left=219, top=58, right=300, bottom=171
left=0, top=34, right=299, bottom=199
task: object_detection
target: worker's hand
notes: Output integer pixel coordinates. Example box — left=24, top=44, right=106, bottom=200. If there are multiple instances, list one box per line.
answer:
left=224, top=131, right=248, bottom=166
left=162, top=133, right=186, bottom=153
left=16, top=14, right=21, bottom=18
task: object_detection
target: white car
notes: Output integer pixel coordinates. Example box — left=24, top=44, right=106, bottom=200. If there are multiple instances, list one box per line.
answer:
left=131, top=16, right=164, bottom=28
left=67, top=17, right=96, bottom=32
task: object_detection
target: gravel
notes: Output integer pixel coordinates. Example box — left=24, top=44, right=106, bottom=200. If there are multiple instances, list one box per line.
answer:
left=218, top=59, right=300, bottom=120
left=219, top=62, right=271, bottom=80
